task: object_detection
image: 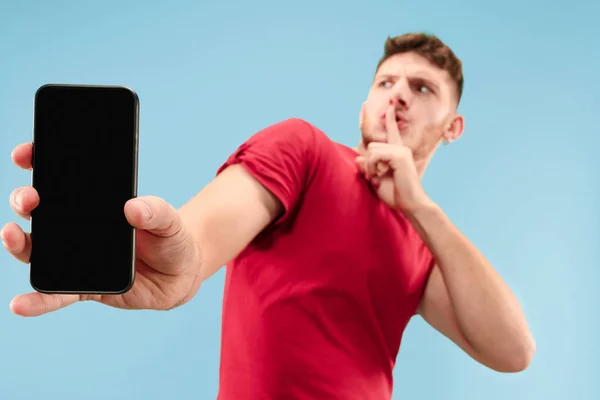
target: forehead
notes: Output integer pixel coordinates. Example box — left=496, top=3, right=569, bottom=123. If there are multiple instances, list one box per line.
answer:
left=376, top=52, right=452, bottom=88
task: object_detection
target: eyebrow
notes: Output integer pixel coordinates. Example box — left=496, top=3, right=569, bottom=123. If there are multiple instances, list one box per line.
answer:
left=373, top=73, right=396, bottom=82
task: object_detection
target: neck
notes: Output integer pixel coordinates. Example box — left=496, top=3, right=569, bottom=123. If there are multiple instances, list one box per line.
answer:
left=414, top=156, right=431, bottom=178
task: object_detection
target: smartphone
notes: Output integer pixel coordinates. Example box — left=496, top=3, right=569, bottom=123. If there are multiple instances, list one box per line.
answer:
left=30, top=84, right=139, bottom=295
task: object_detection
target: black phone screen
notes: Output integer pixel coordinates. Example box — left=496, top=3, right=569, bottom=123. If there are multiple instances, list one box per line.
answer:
left=30, top=84, right=139, bottom=294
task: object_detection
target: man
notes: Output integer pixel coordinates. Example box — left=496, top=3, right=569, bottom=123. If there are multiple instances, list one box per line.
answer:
left=2, top=33, right=535, bottom=398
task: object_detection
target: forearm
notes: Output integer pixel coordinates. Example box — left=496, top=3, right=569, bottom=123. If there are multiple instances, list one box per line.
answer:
left=404, top=200, right=535, bottom=367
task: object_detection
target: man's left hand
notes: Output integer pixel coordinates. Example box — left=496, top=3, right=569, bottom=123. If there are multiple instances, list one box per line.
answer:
left=355, top=105, right=432, bottom=213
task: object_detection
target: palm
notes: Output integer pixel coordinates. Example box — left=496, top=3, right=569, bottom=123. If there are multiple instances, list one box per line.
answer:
left=372, top=166, right=415, bottom=210
left=81, top=221, right=201, bottom=310
left=88, top=258, right=195, bottom=310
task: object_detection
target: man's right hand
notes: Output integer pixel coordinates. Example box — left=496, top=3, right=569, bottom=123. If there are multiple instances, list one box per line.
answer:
left=1, top=142, right=203, bottom=317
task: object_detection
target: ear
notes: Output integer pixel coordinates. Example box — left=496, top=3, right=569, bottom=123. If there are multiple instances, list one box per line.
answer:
left=444, top=114, right=464, bottom=144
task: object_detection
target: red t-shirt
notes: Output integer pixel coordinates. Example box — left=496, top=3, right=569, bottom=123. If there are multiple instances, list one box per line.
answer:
left=215, top=118, right=435, bottom=399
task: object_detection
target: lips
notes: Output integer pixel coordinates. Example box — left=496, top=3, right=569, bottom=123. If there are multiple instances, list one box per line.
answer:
left=380, top=111, right=408, bottom=130
left=395, top=118, right=408, bottom=130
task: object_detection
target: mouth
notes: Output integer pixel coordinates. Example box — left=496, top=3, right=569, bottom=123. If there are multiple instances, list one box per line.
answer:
left=380, top=111, right=408, bottom=130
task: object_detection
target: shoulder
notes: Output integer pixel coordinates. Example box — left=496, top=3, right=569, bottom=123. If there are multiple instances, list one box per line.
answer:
left=235, top=117, right=337, bottom=172
left=244, top=117, right=331, bottom=148
left=216, top=117, right=337, bottom=180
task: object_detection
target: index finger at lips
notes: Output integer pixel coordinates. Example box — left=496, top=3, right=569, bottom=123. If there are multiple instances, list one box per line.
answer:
left=11, top=142, right=33, bottom=170
left=385, top=106, right=403, bottom=145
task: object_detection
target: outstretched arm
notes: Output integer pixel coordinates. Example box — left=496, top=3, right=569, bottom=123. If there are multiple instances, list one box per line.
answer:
left=178, top=164, right=282, bottom=285
left=177, top=118, right=318, bottom=299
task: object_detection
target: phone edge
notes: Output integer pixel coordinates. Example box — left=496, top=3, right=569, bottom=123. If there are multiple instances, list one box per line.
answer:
left=29, top=83, right=140, bottom=296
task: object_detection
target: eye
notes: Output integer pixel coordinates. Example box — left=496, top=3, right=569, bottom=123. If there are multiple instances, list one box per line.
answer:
left=417, top=85, right=431, bottom=94
left=378, top=80, right=393, bottom=89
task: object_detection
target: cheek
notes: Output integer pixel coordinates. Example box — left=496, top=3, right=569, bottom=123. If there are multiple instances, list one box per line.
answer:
left=420, top=107, right=446, bottom=129
left=365, top=95, right=386, bottom=117
left=364, top=108, right=381, bottom=129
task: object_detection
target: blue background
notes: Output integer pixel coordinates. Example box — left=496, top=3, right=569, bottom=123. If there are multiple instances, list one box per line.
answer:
left=1, top=0, right=598, bottom=399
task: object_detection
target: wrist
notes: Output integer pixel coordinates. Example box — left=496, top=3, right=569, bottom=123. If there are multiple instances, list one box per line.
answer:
left=400, top=192, right=439, bottom=216
left=400, top=199, right=447, bottom=248
left=401, top=198, right=447, bottom=231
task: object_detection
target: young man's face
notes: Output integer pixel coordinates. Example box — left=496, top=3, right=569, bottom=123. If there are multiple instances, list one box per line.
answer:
left=360, top=52, right=464, bottom=159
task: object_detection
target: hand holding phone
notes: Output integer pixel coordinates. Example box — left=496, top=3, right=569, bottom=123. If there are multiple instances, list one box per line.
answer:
left=1, top=84, right=201, bottom=316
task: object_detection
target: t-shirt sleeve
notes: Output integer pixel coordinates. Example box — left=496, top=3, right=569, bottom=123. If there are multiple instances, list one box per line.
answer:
left=216, top=117, right=321, bottom=225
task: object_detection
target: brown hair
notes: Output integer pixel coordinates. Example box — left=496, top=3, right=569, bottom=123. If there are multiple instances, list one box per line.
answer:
left=376, top=33, right=464, bottom=103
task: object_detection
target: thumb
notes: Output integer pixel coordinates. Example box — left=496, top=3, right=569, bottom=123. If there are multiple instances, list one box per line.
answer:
left=125, top=196, right=195, bottom=274
left=125, top=196, right=182, bottom=238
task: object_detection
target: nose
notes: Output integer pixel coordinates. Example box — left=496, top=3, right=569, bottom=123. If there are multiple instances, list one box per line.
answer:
left=389, top=79, right=411, bottom=110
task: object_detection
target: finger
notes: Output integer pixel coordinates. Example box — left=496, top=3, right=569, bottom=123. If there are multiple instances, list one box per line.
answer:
left=385, top=106, right=403, bottom=145
left=10, top=292, right=80, bottom=317
left=366, top=152, right=385, bottom=179
left=376, top=162, right=389, bottom=177
left=124, top=196, right=183, bottom=238
left=355, top=155, right=366, bottom=175
left=10, top=186, right=40, bottom=220
left=366, top=143, right=393, bottom=175
left=11, top=142, right=33, bottom=171
left=125, top=196, right=191, bottom=275
left=370, top=176, right=382, bottom=189
left=1, top=222, right=32, bottom=263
